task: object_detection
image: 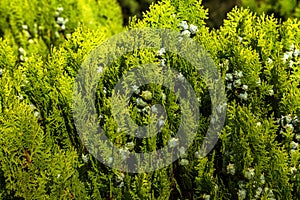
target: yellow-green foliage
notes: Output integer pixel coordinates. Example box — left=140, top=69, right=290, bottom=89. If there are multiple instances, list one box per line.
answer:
left=0, top=0, right=300, bottom=199
left=0, top=0, right=123, bottom=59
left=242, top=0, right=300, bottom=19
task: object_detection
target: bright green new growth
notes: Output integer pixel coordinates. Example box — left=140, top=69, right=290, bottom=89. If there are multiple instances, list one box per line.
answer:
left=0, top=0, right=300, bottom=199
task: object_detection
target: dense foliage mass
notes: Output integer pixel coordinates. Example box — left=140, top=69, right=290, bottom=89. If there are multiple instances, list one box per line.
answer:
left=0, top=0, right=299, bottom=199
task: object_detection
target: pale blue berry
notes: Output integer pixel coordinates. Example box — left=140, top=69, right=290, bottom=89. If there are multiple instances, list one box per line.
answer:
left=103, top=87, right=107, bottom=94
left=97, top=66, right=103, bottom=73
left=260, top=174, right=265, bottom=184
left=225, top=73, right=233, bottom=81
left=285, top=115, right=293, bottom=124
left=294, top=49, right=299, bottom=57
left=161, top=93, right=166, bottom=101
left=82, top=153, right=89, bottom=163
left=142, top=106, right=150, bottom=113
left=194, top=151, right=201, bottom=159
left=118, top=182, right=124, bottom=187
left=132, top=85, right=140, bottom=94
left=116, top=173, right=124, bottom=182
left=238, top=36, right=243, bottom=42
left=283, top=51, right=293, bottom=63
left=17, top=94, right=24, bottom=100
left=136, top=98, right=147, bottom=107
left=179, top=159, right=189, bottom=166
left=158, top=118, right=165, bottom=127
left=179, top=21, right=188, bottom=30
left=119, top=148, right=129, bottom=160
left=256, top=77, right=261, bottom=86
left=161, top=58, right=166, bottom=66
left=233, top=79, right=242, bottom=87
left=56, top=17, right=64, bottom=25
left=267, top=89, right=274, bottom=96
left=169, top=137, right=179, bottom=148
left=107, top=157, right=113, bottom=164
left=267, top=189, right=274, bottom=198
left=290, top=141, right=298, bottom=149
left=255, top=187, right=263, bottom=198
left=256, top=122, right=262, bottom=127
left=289, top=60, right=294, bottom=68
left=181, top=30, right=191, bottom=37
left=234, top=71, right=243, bottom=78
left=18, top=47, right=26, bottom=55
left=54, top=31, right=59, bottom=38
left=158, top=47, right=166, bottom=56
left=57, top=7, right=64, bottom=12
left=22, top=25, right=28, bottom=30
left=177, top=72, right=185, bottom=81
left=202, top=194, right=211, bottom=200
left=242, top=84, right=248, bottom=91
left=285, top=124, right=294, bottom=132
left=29, top=104, right=36, bottom=110
left=244, top=167, right=255, bottom=180
left=267, top=57, right=273, bottom=64
left=216, top=103, right=226, bottom=114
left=290, top=167, right=297, bottom=174
left=237, top=189, right=246, bottom=200
left=289, top=43, right=295, bottom=50
left=179, top=146, right=187, bottom=157
left=34, top=111, right=40, bottom=118
left=227, top=83, right=232, bottom=90
left=227, top=163, right=236, bottom=175
left=125, top=141, right=135, bottom=150
left=189, top=24, right=198, bottom=34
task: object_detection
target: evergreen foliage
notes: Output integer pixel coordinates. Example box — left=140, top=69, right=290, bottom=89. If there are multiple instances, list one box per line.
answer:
left=0, top=0, right=299, bottom=199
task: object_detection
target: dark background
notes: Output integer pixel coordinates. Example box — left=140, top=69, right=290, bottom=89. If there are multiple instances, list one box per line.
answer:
left=117, top=0, right=241, bottom=28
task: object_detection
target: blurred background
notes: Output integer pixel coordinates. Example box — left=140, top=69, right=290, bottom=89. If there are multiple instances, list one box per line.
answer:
left=117, top=0, right=241, bottom=28
left=117, top=0, right=300, bottom=28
